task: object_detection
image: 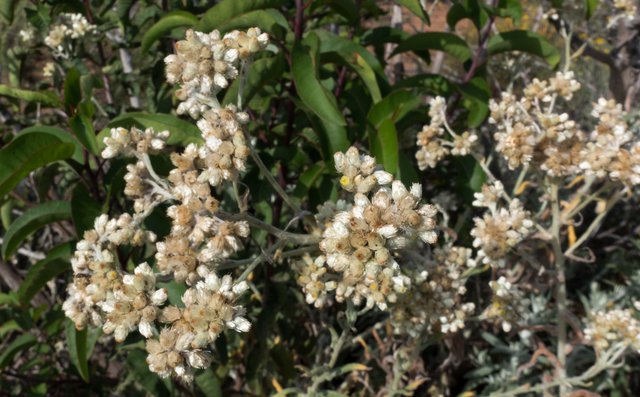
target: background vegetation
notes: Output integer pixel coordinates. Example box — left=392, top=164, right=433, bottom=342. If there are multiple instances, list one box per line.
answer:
left=0, top=0, right=639, bottom=396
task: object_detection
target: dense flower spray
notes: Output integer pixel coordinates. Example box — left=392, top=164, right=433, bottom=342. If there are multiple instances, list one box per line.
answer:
left=63, top=27, right=269, bottom=383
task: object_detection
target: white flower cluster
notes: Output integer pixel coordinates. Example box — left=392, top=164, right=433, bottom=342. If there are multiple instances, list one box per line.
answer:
left=18, top=27, right=35, bottom=43
left=102, top=127, right=170, bottom=159
left=296, top=147, right=438, bottom=310
left=415, top=96, right=478, bottom=170
left=149, top=271, right=250, bottom=382
left=63, top=29, right=270, bottom=382
left=63, top=213, right=158, bottom=331
left=490, top=72, right=640, bottom=185
left=611, top=0, right=637, bottom=25
left=584, top=307, right=640, bottom=353
left=195, top=105, right=251, bottom=186
left=471, top=182, right=533, bottom=267
left=45, top=13, right=96, bottom=54
left=164, top=28, right=269, bottom=118
left=102, top=263, right=168, bottom=342
left=579, top=98, right=640, bottom=185
left=391, top=246, right=476, bottom=337
left=101, top=126, right=173, bottom=212
left=484, top=276, right=530, bottom=332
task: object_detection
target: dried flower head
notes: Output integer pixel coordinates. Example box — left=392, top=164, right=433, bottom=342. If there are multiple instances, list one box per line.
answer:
left=164, top=28, right=269, bottom=118
left=297, top=147, right=439, bottom=310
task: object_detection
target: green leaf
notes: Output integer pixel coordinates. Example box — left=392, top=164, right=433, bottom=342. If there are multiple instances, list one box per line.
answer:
left=223, top=54, right=286, bottom=106
left=293, top=163, right=326, bottom=198
left=317, top=118, right=350, bottom=160
left=25, top=5, right=51, bottom=35
left=2, top=201, right=72, bottom=259
left=198, top=0, right=285, bottom=31
left=487, top=30, right=561, bottom=68
left=314, top=30, right=384, bottom=102
left=102, top=112, right=204, bottom=148
left=585, top=0, right=598, bottom=19
left=367, top=90, right=421, bottom=128
left=17, top=243, right=73, bottom=307
left=64, top=68, right=82, bottom=114
left=0, top=84, right=62, bottom=107
left=370, top=119, right=399, bottom=174
left=157, top=281, right=186, bottom=307
left=393, top=73, right=453, bottom=95
left=216, top=9, right=289, bottom=38
left=457, top=77, right=490, bottom=127
left=69, top=114, right=99, bottom=155
left=71, top=184, right=102, bottom=237
left=325, top=0, right=358, bottom=23
left=0, top=334, right=37, bottom=369
left=195, top=368, right=223, bottom=397
left=397, top=155, right=419, bottom=185
left=468, top=160, right=487, bottom=193
left=495, top=0, right=523, bottom=23
left=392, top=32, right=472, bottom=62
left=447, top=0, right=489, bottom=30
left=393, top=0, right=430, bottom=23
left=0, top=133, right=74, bottom=198
left=18, top=126, right=84, bottom=163
left=292, top=35, right=346, bottom=126
left=0, top=0, right=17, bottom=22
left=316, top=30, right=385, bottom=76
left=66, top=320, right=90, bottom=382
left=142, top=11, right=198, bottom=52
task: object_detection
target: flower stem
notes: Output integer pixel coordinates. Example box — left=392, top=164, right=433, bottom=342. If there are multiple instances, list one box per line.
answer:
left=549, top=179, right=567, bottom=397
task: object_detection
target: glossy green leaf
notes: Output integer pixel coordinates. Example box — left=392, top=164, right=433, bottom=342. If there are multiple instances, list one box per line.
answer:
left=66, top=320, right=90, bottom=382
left=487, top=30, right=561, bottom=68
left=64, top=68, right=82, bottom=114
left=18, top=126, right=84, bottom=163
left=318, top=118, right=350, bottom=159
left=69, top=114, right=99, bottom=155
left=314, top=30, right=384, bottom=102
left=0, top=0, right=17, bottom=22
left=196, top=368, right=223, bottom=397
left=25, top=5, right=51, bottom=35
left=397, top=155, right=419, bottom=185
left=447, top=0, right=489, bottom=29
left=458, top=77, right=490, bottom=127
left=316, top=30, right=384, bottom=76
left=393, top=0, right=429, bottom=23
left=392, top=32, right=472, bottom=62
left=585, top=0, right=598, bottom=19
left=103, top=112, right=203, bottom=148
left=367, top=90, right=421, bottom=128
left=393, top=73, right=453, bottom=95
left=71, top=184, right=102, bottom=237
left=0, top=334, right=37, bottom=369
left=326, top=0, right=358, bottom=22
left=223, top=54, right=286, bottom=106
left=142, top=11, right=197, bottom=52
left=157, top=280, right=186, bottom=307
left=292, top=36, right=346, bottom=126
left=0, top=84, right=61, bottom=107
left=370, top=119, right=399, bottom=174
left=17, top=243, right=73, bottom=307
left=2, top=201, right=71, bottom=259
left=198, top=0, right=285, bottom=31
left=0, top=133, right=74, bottom=197
left=293, top=163, right=326, bottom=198
left=495, top=0, right=523, bottom=23
left=362, top=27, right=432, bottom=63
left=216, top=9, right=289, bottom=38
